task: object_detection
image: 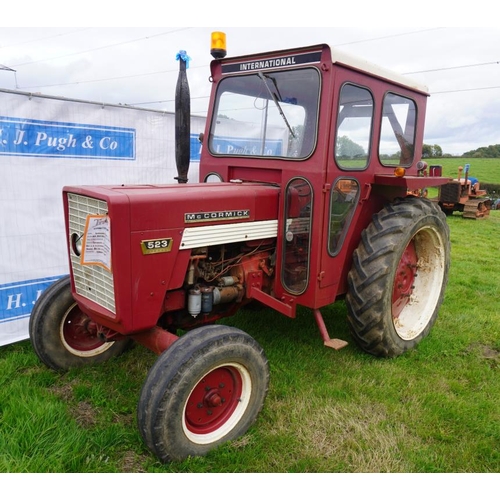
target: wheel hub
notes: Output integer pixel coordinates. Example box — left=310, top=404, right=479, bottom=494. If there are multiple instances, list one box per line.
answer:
left=205, top=388, right=223, bottom=407
left=185, top=367, right=242, bottom=435
left=392, top=240, right=418, bottom=318
left=63, top=305, right=105, bottom=352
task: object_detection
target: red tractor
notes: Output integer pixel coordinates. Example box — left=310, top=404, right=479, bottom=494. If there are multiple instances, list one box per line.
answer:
left=30, top=33, right=451, bottom=462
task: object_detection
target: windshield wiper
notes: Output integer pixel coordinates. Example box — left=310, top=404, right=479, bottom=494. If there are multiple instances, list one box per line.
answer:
left=258, top=71, right=296, bottom=139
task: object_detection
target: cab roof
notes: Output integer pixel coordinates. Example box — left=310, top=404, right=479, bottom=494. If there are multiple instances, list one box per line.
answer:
left=213, top=43, right=429, bottom=96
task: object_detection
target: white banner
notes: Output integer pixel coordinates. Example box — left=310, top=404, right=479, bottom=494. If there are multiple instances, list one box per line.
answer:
left=0, top=89, right=205, bottom=346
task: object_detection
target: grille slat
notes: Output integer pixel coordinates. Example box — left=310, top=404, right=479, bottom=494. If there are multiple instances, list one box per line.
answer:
left=67, top=193, right=116, bottom=314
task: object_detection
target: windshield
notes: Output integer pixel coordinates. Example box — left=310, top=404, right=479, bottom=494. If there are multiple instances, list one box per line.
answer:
left=209, top=67, right=320, bottom=159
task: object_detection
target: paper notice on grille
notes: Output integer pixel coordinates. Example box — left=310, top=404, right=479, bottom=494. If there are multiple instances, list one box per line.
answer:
left=81, top=215, right=112, bottom=272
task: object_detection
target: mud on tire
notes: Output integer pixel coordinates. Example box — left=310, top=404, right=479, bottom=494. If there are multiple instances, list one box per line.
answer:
left=345, top=197, right=450, bottom=358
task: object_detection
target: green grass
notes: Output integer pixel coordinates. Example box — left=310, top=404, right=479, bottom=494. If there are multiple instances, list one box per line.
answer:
left=1, top=211, right=500, bottom=473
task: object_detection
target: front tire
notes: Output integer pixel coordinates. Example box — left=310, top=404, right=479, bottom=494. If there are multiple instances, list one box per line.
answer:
left=137, top=325, right=269, bottom=462
left=346, top=197, right=450, bottom=357
left=29, top=276, right=131, bottom=371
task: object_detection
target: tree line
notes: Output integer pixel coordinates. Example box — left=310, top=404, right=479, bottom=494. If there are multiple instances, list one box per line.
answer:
left=423, top=143, right=500, bottom=158
left=461, top=144, right=500, bottom=158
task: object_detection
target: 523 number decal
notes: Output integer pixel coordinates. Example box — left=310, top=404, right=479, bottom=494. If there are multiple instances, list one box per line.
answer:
left=140, top=238, right=173, bottom=255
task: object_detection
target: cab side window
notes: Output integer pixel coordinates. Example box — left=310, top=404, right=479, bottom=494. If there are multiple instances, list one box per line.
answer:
left=379, top=93, right=417, bottom=166
left=328, top=179, right=360, bottom=255
left=335, top=84, right=373, bottom=169
left=282, top=178, right=313, bottom=294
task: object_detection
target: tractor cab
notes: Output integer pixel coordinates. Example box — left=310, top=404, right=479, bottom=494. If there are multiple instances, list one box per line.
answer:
left=199, top=39, right=448, bottom=309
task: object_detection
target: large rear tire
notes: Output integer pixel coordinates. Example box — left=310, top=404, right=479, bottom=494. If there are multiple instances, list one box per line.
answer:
left=137, top=325, right=269, bottom=462
left=29, top=276, right=131, bottom=371
left=346, top=197, right=450, bottom=357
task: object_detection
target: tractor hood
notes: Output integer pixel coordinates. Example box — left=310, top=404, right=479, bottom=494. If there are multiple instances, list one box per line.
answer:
left=64, top=182, right=280, bottom=233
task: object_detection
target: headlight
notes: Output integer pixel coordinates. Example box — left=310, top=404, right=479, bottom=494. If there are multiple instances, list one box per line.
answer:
left=204, top=172, right=223, bottom=183
left=71, top=233, right=83, bottom=256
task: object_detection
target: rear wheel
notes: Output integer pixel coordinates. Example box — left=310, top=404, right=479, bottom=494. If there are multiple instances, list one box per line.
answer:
left=346, top=197, right=450, bottom=357
left=137, top=325, right=269, bottom=462
left=29, top=276, right=131, bottom=371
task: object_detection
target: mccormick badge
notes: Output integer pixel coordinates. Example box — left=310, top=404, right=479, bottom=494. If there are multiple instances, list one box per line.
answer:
left=184, top=209, right=251, bottom=223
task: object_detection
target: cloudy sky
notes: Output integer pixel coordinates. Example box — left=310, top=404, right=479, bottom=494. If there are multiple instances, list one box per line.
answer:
left=1, top=5, right=499, bottom=156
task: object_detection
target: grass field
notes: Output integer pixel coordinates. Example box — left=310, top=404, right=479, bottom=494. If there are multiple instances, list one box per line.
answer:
left=1, top=164, right=500, bottom=474
left=431, top=157, right=500, bottom=185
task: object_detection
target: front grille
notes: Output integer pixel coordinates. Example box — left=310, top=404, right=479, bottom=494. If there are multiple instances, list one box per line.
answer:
left=440, top=182, right=461, bottom=204
left=67, top=193, right=116, bottom=313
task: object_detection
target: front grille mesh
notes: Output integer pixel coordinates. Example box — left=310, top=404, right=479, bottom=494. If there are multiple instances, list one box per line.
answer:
left=440, top=182, right=461, bottom=203
left=67, top=193, right=116, bottom=313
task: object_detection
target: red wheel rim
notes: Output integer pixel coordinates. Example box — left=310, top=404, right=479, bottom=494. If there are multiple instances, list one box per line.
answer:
left=392, top=239, right=418, bottom=318
left=185, top=366, right=243, bottom=435
left=63, top=304, right=105, bottom=352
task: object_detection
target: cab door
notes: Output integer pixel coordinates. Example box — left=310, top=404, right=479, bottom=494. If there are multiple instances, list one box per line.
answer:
left=319, top=78, right=375, bottom=291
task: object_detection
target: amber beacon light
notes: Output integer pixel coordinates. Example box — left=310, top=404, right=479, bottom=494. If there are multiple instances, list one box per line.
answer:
left=211, top=31, right=227, bottom=59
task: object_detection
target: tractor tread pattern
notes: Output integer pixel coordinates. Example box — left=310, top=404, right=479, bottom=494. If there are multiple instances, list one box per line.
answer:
left=345, top=197, right=449, bottom=357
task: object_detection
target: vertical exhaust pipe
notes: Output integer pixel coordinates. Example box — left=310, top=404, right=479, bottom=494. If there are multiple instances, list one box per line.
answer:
left=175, top=50, right=191, bottom=183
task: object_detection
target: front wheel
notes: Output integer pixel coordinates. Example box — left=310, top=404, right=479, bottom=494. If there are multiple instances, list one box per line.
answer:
left=29, top=276, right=131, bottom=371
left=346, top=197, right=450, bottom=357
left=137, top=325, right=269, bottom=462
